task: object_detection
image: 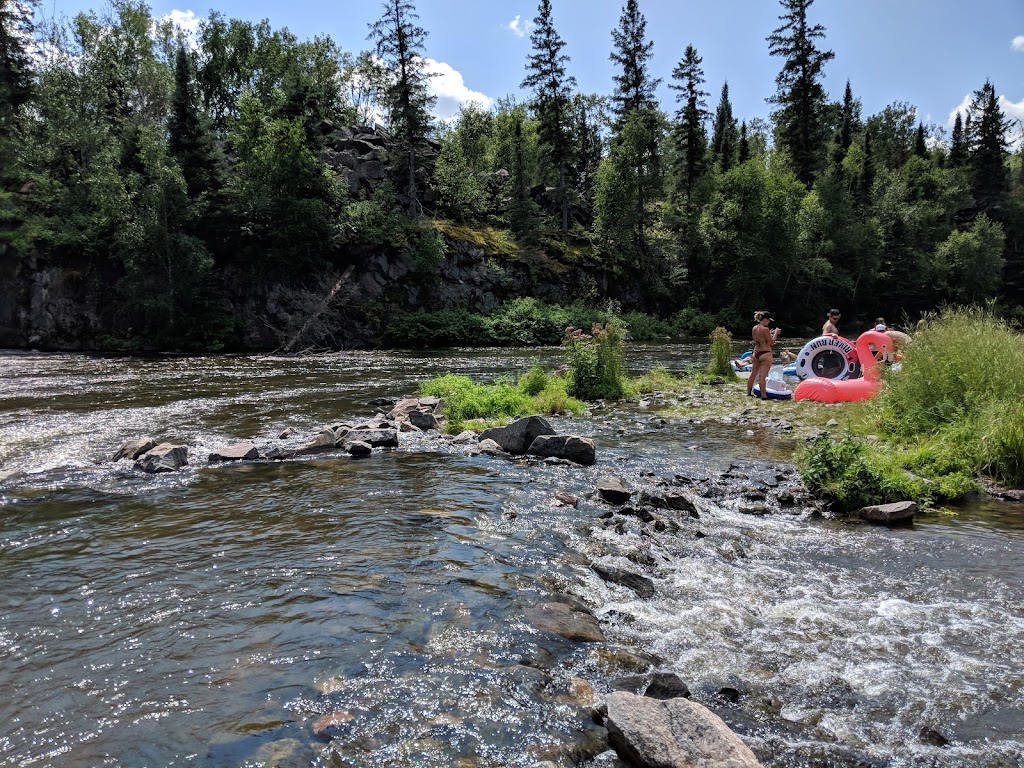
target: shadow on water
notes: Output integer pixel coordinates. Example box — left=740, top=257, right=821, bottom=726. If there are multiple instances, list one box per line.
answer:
left=1, top=349, right=1023, bottom=767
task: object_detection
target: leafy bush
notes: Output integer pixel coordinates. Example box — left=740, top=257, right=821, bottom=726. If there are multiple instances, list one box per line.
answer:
left=707, top=326, right=737, bottom=379
left=518, top=366, right=549, bottom=396
left=621, top=311, right=673, bottom=341
left=408, top=225, right=448, bottom=273
left=626, top=367, right=684, bottom=397
left=384, top=309, right=488, bottom=347
left=563, top=322, right=626, bottom=400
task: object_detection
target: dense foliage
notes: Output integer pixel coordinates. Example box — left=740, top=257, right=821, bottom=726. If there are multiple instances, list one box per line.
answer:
left=1, top=0, right=1023, bottom=351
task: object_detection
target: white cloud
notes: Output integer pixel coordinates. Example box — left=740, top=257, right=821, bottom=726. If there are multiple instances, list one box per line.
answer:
left=163, top=9, right=201, bottom=37
left=508, top=14, right=534, bottom=39
left=1012, top=35, right=1024, bottom=52
left=947, top=93, right=972, bottom=127
left=423, top=58, right=493, bottom=122
left=947, top=92, right=1024, bottom=150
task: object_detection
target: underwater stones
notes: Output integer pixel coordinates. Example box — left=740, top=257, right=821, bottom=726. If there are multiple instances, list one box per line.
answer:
left=591, top=563, right=655, bottom=599
left=527, top=601, right=605, bottom=643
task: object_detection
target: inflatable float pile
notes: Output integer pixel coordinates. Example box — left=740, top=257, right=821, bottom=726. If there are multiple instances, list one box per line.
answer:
left=793, top=330, right=892, bottom=403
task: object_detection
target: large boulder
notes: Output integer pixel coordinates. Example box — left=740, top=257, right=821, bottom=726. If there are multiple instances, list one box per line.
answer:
left=604, top=691, right=762, bottom=768
left=527, top=435, right=596, bottom=466
left=480, top=416, right=555, bottom=454
left=409, top=409, right=439, bottom=431
left=135, top=443, right=188, bottom=474
left=859, top=500, right=917, bottom=524
left=112, top=437, right=157, bottom=462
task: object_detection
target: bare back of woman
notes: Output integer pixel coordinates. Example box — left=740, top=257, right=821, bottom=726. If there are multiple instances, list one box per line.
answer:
left=747, top=311, right=779, bottom=400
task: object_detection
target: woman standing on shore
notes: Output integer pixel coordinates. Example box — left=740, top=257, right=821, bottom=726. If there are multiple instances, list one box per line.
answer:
left=748, top=311, right=780, bottom=399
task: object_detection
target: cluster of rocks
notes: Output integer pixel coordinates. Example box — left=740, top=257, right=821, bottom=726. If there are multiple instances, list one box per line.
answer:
left=110, top=401, right=598, bottom=474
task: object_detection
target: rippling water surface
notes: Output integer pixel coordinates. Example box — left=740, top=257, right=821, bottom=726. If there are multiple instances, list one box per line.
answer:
left=1, top=348, right=1022, bottom=768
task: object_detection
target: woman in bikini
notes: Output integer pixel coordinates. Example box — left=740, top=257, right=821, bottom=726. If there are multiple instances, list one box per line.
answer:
left=748, top=310, right=780, bottom=399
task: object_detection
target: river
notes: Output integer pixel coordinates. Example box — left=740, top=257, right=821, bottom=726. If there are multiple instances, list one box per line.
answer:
left=1, top=347, right=1022, bottom=768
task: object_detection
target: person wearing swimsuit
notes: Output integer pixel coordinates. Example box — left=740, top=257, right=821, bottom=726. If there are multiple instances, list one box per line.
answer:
left=748, top=310, right=780, bottom=399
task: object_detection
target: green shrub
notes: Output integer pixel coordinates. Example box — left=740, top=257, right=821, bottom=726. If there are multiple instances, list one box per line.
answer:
left=408, top=225, right=447, bottom=273
left=707, top=326, right=737, bottom=379
left=626, top=367, right=684, bottom=397
left=621, top=311, right=673, bottom=341
left=518, top=366, right=549, bottom=396
left=564, top=322, right=626, bottom=400
left=384, top=309, right=488, bottom=347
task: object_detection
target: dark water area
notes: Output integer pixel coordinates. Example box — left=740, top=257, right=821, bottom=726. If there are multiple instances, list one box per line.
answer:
left=1, top=347, right=1022, bottom=767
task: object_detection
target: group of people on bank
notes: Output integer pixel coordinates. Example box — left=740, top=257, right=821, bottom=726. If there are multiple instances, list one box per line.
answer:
left=745, top=307, right=918, bottom=400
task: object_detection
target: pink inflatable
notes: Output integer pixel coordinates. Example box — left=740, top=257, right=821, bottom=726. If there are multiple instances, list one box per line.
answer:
left=793, top=330, right=892, bottom=403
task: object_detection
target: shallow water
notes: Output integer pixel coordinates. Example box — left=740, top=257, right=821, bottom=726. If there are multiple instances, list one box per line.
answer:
left=1, top=347, right=1022, bottom=767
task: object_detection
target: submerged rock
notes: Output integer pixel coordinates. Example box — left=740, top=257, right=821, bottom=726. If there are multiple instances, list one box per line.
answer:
left=527, top=601, right=605, bottom=643
left=604, top=691, right=762, bottom=768
left=591, top=563, right=655, bottom=599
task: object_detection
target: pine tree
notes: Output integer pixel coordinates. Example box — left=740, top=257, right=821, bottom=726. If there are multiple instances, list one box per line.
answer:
left=858, top=128, right=875, bottom=206
left=609, top=0, right=660, bottom=243
left=521, top=0, right=577, bottom=235
left=609, top=0, right=659, bottom=127
left=950, top=112, right=966, bottom=167
left=668, top=44, right=709, bottom=200
left=766, top=0, right=835, bottom=187
left=913, top=122, right=927, bottom=159
left=738, top=120, right=750, bottom=165
left=710, top=82, right=739, bottom=173
left=0, top=0, right=35, bottom=179
left=168, top=46, right=221, bottom=199
left=830, top=79, right=860, bottom=169
left=369, top=0, right=436, bottom=216
left=968, top=80, right=1009, bottom=219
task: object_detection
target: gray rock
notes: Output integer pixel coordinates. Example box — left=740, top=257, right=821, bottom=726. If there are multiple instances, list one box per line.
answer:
left=526, top=601, right=605, bottom=643
left=859, top=500, right=917, bottom=523
left=112, top=436, right=157, bottom=462
left=597, top=475, right=632, bottom=505
left=387, top=397, right=421, bottom=420
left=346, top=440, right=372, bottom=457
left=418, top=395, right=444, bottom=412
left=399, top=421, right=421, bottom=433
left=738, top=502, right=770, bottom=516
left=527, top=434, right=596, bottom=466
left=644, top=672, right=691, bottom=700
left=208, top=442, right=259, bottom=463
left=592, top=563, right=655, bottom=599
left=605, top=691, right=762, bottom=768
left=135, top=443, right=188, bottom=474
left=665, top=492, right=698, bottom=515
left=478, top=438, right=506, bottom=456
left=451, top=430, right=478, bottom=445
left=349, top=429, right=399, bottom=448
left=292, top=430, right=337, bottom=456
left=409, top=409, right=439, bottom=431
left=480, top=415, right=555, bottom=454
left=261, top=446, right=286, bottom=460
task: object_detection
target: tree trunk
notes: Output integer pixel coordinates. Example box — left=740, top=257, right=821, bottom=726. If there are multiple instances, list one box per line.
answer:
left=281, top=265, right=355, bottom=353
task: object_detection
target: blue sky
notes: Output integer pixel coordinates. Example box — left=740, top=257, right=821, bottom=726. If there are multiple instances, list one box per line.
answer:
left=40, top=0, right=1024, bottom=140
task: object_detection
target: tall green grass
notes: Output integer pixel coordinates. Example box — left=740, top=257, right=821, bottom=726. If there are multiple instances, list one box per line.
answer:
left=707, top=326, right=737, bottom=379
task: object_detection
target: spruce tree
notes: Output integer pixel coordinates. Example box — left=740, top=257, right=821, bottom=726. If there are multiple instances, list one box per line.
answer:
left=168, top=46, right=221, bottom=200
left=968, top=80, right=1009, bottom=218
left=521, top=0, right=577, bottom=235
left=766, top=0, right=835, bottom=187
left=913, top=122, right=927, bottom=159
left=710, top=81, right=739, bottom=173
left=369, top=0, right=436, bottom=216
left=609, top=0, right=660, bottom=242
left=950, top=112, right=966, bottom=167
left=738, top=120, right=750, bottom=165
left=668, top=44, right=709, bottom=200
left=0, top=0, right=34, bottom=179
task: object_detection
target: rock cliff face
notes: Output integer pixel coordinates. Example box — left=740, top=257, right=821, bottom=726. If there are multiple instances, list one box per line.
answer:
left=0, top=123, right=615, bottom=351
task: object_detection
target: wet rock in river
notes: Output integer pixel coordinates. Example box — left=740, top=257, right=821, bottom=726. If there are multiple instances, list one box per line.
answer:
left=408, top=408, right=439, bottom=431
left=554, top=492, right=578, bottom=508
left=918, top=725, right=949, bottom=747
left=591, top=563, right=655, bottom=598
left=135, top=443, right=188, bottom=473
left=345, top=440, right=372, bottom=457
left=478, top=438, right=507, bottom=457
left=312, top=709, right=355, bottom=740
left=738, top=502, right=770, bottom=516
left=644, top=672, right=691, bottom=701
left=292, top=430, right=337, bottom=456
left=349, top=428, right=398, bottom=449
left=604, top=691, right=762, bottom=768
left=858, top=500, right=917, bottom=524
left=208, top=442, right=259, bottom=462
left=526, top=601, right=605, bottom=643
left=597, top=475, right=632, bottom=504
left=480, top=415, right=555, bottom=454
left=112, top=436, right=157, bottom=462
left=528, top=435, right=596, bottom=466
left=451, top=429, right=477, bottom=445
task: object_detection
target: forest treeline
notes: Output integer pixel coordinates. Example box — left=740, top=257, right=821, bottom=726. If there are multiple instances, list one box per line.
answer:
left=0, top=0, right=1022, bottom=349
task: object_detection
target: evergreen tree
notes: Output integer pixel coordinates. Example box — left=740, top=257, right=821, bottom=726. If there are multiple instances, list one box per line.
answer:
left=858, top=128, right=875, bottom=206
left=949, top=112, right=966, bottom=167
left=168, top=45, right=221, bottom=200
left=738, top=120, right=750, bottom=165
left=609, top=0, right=659, bottom=243
left=830, top=79, right=860, bottom=169
left=766, top=0, right=835, bottom=187
left=968, top=80, right=1009, bottom=219
left=668, top=44, right=709, bottom=201
left=710, top=81, right=739, bottom=173
left=369, top=0, right=436, bottom=216
left=0, top=0, right=33, bottom=128
left=522, top=0, right=577, bottom=235
left=914, top=122, right=927, bottom=159
left=609, top=0, right=659, bottom=127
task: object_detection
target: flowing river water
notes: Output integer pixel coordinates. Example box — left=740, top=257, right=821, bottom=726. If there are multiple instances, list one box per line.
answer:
left=1, top=347, right=1022, bottom=768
